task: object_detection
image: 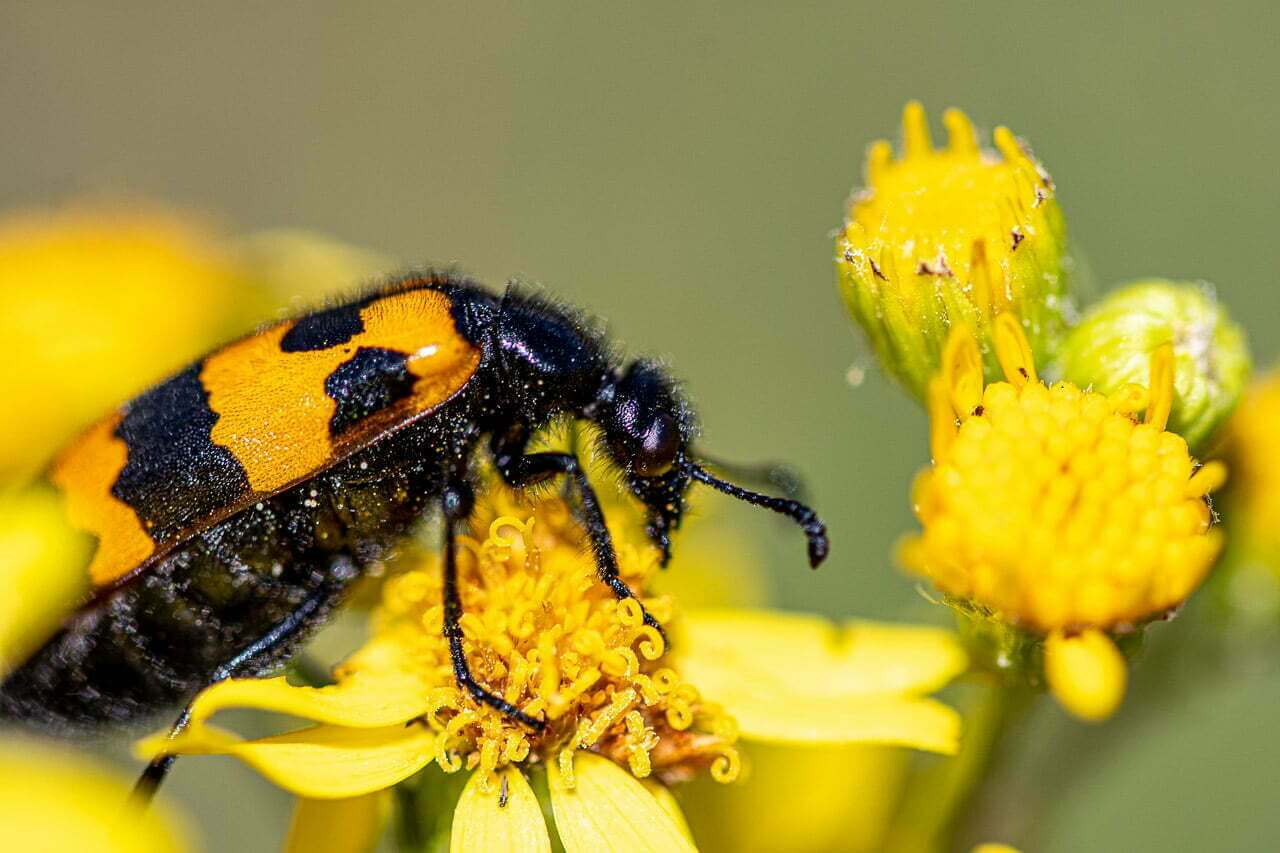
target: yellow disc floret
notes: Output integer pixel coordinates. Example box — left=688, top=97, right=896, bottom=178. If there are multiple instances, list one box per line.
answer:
left=901, top=316, right=1225, bottom=633
left=362, top=490, right=740, bottom=788
left=836, top=102, right=1071, bottom=399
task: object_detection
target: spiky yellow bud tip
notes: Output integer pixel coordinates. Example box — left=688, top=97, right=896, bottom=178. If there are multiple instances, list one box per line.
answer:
left=902, top=318, right=1224, bottom=635
left=836, top=102, right=1072, bottom=400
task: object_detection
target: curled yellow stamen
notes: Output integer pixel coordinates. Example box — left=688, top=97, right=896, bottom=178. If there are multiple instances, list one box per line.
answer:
left=710, top=748, right=742, bottom=783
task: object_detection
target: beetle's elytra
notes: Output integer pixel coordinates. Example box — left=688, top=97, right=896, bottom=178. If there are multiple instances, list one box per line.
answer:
left=0, top=273, right=828, bottom=759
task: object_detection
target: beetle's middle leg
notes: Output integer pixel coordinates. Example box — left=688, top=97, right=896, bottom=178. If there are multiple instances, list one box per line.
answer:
left=439, top=480, right=545, bottom=729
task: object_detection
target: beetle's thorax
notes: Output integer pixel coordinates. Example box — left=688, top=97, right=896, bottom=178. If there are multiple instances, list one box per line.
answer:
left=487, top=290, right=614, bottom=424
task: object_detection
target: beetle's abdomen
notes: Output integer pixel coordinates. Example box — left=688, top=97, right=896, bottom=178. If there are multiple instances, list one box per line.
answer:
left=0, top=435, right=445, bottom=731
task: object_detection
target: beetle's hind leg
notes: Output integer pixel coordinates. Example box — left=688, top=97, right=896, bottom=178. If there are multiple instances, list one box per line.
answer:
left=440, top=481, right=546, bottom=730
left=130, top=580, right=337, bottom=806
left=491, top=431, right=667, bottom=644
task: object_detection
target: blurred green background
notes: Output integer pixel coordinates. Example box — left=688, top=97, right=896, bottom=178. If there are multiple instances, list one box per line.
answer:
left=3, top=2, right=1279, bottom=850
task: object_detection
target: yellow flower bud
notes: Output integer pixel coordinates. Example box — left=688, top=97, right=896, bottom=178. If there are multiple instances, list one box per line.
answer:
left=836, top=103, right=1072, bottom=400
left=1056, top=280, right=1251, bottom=453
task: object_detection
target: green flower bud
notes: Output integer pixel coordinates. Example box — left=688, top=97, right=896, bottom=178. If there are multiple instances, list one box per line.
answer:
left=1056, top=280, right=1251, bottom=452
left=835, top=102, right=1073, bottom=400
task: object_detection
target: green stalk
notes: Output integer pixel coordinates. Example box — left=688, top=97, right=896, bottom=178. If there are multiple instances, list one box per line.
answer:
left=885, top=676, right=1032, bottom=852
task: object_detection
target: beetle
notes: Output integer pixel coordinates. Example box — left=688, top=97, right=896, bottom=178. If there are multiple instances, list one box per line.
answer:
left=0, top=272, right=827, bottom=793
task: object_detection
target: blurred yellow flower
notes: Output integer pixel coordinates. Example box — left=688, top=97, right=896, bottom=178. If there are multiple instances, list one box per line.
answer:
left=0, top=486, right=92, bottom=676
left=900, top=315, right=1225, bottom=720
left=0, top=204, right=252, bottom=482
left=682, top=743, right=909, bottom=853
left=0, top=737, right=191, bottom=853
left=233, top=228, right=392, bottom=312
left=139, top=490, right=965, bottom=851
left=836, top=102, right=1071, bottom=399
left=1223, top=370, right=1280, bottom=565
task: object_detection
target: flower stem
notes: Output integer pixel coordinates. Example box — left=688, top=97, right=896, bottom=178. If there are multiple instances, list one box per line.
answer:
left=885, top=675, right=1031, bottom=852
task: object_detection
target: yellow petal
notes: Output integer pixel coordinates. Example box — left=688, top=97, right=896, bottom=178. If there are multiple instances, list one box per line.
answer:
left=0, top=486, right=91, bottom=676
left=680, top=743, right=906, bottom=853
left=185, top=640, right=431, bottom=728
left=0, top=204, right=253, bottom=482
left=284, top=792, right=389, bottom=853
left=973, top=845, right=1022, bottom=853
left=641, top=780, right=694, bottom=843
left=139, top=723, right=438, bottom=799
left=1045, top=629, right=1127, bottom=722
left=0, top=737, right=191, bottom=853
left=548, top=752, right=697, bottom=853
left=452, top=767, right=551, bottom=853
left=682, top=609, right=967, bottom=695
left=678, top=609, right=965, bottom=752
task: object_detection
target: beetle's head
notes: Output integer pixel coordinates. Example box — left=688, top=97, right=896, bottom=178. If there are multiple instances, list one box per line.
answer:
left=594, top=360, right=828, bottom=568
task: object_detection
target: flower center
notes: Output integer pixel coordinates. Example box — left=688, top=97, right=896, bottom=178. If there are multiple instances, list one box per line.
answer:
left=354, top=491, right=740, bottom=787
left=900, top=318, right=1225, bottom=632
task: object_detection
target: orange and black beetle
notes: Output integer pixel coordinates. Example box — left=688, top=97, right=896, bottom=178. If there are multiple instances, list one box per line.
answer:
left=1, top=273, right=826, bottom=790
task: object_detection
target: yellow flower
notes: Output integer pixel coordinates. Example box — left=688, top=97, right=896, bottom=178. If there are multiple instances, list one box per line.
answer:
left=1223, top=370, right=1280, bottom=565
left=233, top=228, right=393, bottom=310
left=0, top=204, right=252, bottom=482
left=0, top=486, right=93, bottom=676
left=139, top=490, right=966, bottom=851
left=0, top=737, right=191, bottom=852
left=836, top=102, right=1071, bottom=400
left=899, top=315, right=1225, bottom=720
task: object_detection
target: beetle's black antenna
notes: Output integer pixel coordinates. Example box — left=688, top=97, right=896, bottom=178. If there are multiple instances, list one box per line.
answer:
left=696, top=455, right=807, bottom=502
left=684, top=461, right=829, bottom=568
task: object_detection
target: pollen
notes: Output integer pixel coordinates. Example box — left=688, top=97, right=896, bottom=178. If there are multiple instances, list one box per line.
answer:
left=900, top=318, right=1225, bottom=632
left=836, top=102, right=1071, bottom=399
left=356, top=490, right=740, bottom=790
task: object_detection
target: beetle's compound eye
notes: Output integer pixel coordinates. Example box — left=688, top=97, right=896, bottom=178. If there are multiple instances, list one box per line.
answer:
left=632, top=412, right=680, bottom=477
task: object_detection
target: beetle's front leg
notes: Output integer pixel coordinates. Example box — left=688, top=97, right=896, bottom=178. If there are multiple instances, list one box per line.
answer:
left=491, top=429, right=667, bottom=641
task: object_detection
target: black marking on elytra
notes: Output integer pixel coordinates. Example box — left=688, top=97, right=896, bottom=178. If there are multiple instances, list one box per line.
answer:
left=112, top=365, right=250, bottom=542
left=280, top=301, right=369, bottom=353
left=326, top=347, right=417, bottom=435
